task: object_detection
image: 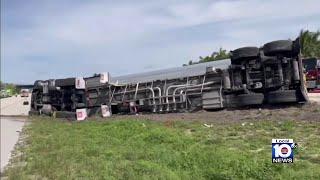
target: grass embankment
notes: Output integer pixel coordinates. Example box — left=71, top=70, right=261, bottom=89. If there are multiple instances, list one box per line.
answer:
left=4, top=117, right=320, bottom=179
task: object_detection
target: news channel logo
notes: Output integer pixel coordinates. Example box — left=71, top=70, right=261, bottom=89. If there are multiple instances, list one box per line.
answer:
left=272, top=139, right=297, bottom=163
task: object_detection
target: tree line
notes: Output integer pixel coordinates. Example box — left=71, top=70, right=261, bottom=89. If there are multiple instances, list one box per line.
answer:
left=300, top=29, right=320, bottom=58
left=0, top=81, right=19, bottom=97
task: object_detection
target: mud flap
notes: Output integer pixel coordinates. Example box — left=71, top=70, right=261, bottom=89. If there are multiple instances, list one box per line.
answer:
left=100, top=72, right=110, bottom=84
left=75, top=77, right=86, bottom=89
left=101, top=105, right=111, bottom=117
left=76, top=108, right=87, bottom=121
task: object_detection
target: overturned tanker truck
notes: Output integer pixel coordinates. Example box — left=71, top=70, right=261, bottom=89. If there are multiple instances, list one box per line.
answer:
left=29, top=38, right=308, bottom=120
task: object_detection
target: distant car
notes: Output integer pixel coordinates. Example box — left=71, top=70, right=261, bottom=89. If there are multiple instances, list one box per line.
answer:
left=303, top=58, right=320, bottom=90
left=23, top=101, right=29, bottom=105
left=20, top=89, right=29, bottom=97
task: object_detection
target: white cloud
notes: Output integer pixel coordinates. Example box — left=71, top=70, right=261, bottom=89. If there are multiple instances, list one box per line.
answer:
left=153, top=0, right=320, bottom=28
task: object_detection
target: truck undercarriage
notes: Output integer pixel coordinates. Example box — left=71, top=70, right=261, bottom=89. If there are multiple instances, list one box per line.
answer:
left=30, top=38, right=308, bottom=120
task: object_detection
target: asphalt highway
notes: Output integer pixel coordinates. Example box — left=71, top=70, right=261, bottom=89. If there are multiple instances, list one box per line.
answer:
left=0, top=95, right=30, bottom=172
left=0, top=117, right=26, bottom=172
left=0, top=95, right=31, bottom=116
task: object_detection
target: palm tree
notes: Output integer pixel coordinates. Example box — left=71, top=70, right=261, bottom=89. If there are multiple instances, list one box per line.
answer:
left=300, top=30, right=320, bottom=58
left=213, top=48, right=229, bottom=61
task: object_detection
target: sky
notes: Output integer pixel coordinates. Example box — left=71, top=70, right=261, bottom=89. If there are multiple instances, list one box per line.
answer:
left=1, top=0, right=320, bottom=84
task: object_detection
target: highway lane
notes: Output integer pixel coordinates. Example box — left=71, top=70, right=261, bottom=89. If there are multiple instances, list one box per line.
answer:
left=0, top=95, right=30, bottom=172
left=308, top=93, right=320, bottom=104
left=0, top=117, right=26, bottom=172
left=0, top=95, right=31, bottom=116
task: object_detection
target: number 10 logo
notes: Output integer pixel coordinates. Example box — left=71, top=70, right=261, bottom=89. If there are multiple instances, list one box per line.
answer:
left=273, top=144, right=292, bottom=158
left=272, top=139, right=294, bottom=163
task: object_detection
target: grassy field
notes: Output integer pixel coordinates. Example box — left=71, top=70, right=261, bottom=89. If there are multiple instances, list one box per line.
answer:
left=3, top=117, right=320, bottom=179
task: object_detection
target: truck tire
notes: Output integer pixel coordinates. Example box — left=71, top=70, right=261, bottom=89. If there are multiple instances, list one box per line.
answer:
left=231, top=47, right=259, bottom=63
left=266, top=90, right=298, bottom=104
left=33, top=80, right=45, bottom=90
left=53, top=111, right=76, bottom=119
left=55, top=78, right=75, bottom=87
left=263, top=40, right=292, bottom=56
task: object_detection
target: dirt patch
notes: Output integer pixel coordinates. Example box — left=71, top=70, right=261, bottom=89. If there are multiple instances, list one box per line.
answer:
left=108, top=102, right=320, bottom=124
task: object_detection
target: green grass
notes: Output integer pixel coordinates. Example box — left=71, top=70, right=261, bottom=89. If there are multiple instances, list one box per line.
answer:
left=4, top=117, right=320, bottom=180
